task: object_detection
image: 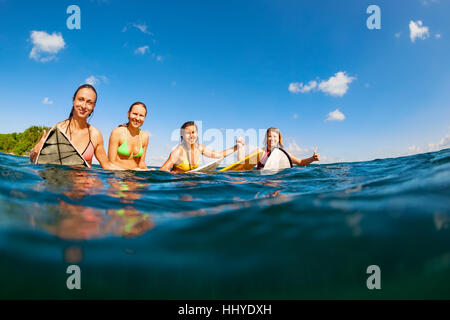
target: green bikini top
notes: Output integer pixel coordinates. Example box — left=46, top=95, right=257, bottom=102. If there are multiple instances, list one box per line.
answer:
left=117, top=128, right=144, bottom=158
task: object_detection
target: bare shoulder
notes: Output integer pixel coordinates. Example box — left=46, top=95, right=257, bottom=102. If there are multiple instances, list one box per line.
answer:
left=110, top=126, right=125, bottom=137
left=56, top=120, right=69, bottom=130
left=171, top=145, right=184, bottom=157
left=88, top=125, right=104, bottom=142
left=141, top=130, right=150, bottom=140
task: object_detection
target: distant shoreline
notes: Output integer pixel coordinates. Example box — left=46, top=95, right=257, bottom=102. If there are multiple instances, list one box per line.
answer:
left=0, top=151, right=28, bottom=158
left=0, top=125, right=49, bottom=157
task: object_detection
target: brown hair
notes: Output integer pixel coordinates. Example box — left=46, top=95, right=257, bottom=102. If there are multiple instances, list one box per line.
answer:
left=264, top=127, right=284, bottom=149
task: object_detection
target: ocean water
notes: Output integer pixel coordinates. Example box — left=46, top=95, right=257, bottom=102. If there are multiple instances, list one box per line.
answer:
left=0, top=149, right=449, bottom=299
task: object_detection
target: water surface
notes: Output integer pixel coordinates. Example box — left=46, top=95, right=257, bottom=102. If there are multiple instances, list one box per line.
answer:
left=0, top=149, right=449, bottom=299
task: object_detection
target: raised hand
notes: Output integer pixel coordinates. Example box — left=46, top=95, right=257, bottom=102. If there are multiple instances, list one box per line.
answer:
left=236, top=137, right=245, bottom=146
left=312, top=151, right=320, bottom=162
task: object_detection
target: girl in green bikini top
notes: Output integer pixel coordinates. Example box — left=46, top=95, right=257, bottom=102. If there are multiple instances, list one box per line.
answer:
left=117, top=129, right=144, bottom=158
left=108, top=102, right=150, bottom=170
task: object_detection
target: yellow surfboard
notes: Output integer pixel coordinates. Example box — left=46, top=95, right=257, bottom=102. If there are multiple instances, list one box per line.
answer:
left=218, top=150, right=264, bottom=172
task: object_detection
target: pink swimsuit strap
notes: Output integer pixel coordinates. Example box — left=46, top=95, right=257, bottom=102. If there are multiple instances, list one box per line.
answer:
left=65, top=118, right=95, bottom=163
left=82, top=141, right=95, bottom=162
left=257, top=150, right=271, bottom=170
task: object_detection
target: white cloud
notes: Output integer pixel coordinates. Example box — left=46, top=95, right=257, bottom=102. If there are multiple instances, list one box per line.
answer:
left=29, top=31, right=65, bottom=63
left=285, top=140, right=304, bottom=156
left=318, top=72, right=356, bottom=97
left=288, top=83, right=301, bottom=93
left=132, top=23, right=153, bottom=35
left=85, top=76, right=98, bottom=86
left=39, top=56, right=57, bottom=63
left=427, top=134, right=450, bottom=152
left=42, top=97, right=53, bottom=105
left=284, top=139, right=319, bottom=160
left=288, top=81, right=317, bottom=93
left=123, top=22, right=153, bottom=35
left=84, top=75, right=108, bottom=86
left=135, top=45, right=150, bottom=55
left=325, top=109, right=345, bottom=122
left=289, top=72, right=355, bottom=97
left=123, top=22, right=162, bottom=61
left=409, top=20, right=430, bottom=43
left=407, top=133, right=450, bottom=155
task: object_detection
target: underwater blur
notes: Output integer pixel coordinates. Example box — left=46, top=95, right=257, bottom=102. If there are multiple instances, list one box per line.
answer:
left=0, top=149, right=449, bottom=299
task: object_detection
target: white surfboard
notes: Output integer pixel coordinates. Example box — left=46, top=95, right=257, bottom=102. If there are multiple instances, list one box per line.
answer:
left=190, top=158, right=223, bottom=173
left=35, top=125, right=90, bottom=168
left=261, top=148, right=292, bottom=174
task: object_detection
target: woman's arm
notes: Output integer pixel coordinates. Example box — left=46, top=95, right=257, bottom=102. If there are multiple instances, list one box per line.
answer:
left=200, top=145, right=236, bottom=159
left=29, top=129, right=48, bottom=163
left=138, top=133, right=150, bottom=169
left=91, top=127, right=124, bottom=170
left=289, top=151, right=320, bottom=166
left=159, top=147, right=181, bottom=172
left=200, top=138, right=245, bottom=159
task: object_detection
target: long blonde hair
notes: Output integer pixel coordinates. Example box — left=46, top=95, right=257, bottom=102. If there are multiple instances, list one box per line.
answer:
left=264, top=127, right=284, bottom=150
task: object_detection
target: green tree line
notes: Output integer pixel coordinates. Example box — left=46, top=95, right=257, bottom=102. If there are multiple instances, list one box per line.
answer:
left=0, top=126, right=50, bottom=156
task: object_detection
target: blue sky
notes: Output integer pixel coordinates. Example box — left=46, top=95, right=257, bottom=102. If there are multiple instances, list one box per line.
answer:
left=0, top=0, right=449, bottom=165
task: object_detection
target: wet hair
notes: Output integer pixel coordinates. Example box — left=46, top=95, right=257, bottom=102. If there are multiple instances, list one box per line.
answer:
left=264, top=127, right=284, bottom=149
left=119, top=102, right=148, bottom=128
left=68, top=84, right=98, bottom=119
left=180, top=121, right=198, bottom=143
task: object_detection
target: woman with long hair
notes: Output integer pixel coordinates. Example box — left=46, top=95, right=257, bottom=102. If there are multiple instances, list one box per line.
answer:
left=30, top=84, right=122, bottom=170
left=159, top=121, right=245, bottom=173
left=255, top=127, right=320, bottom=169
left=108, top=102, right=150, bottom=170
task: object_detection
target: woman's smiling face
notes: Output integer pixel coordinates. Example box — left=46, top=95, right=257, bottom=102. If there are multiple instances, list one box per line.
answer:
left=267, top=129, right=280, bottom=150
left=128, top=104, right=147, bottom=129
left=72, top=88, right=97, bottom=119
left=182, top=125, right=198, bottom=145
